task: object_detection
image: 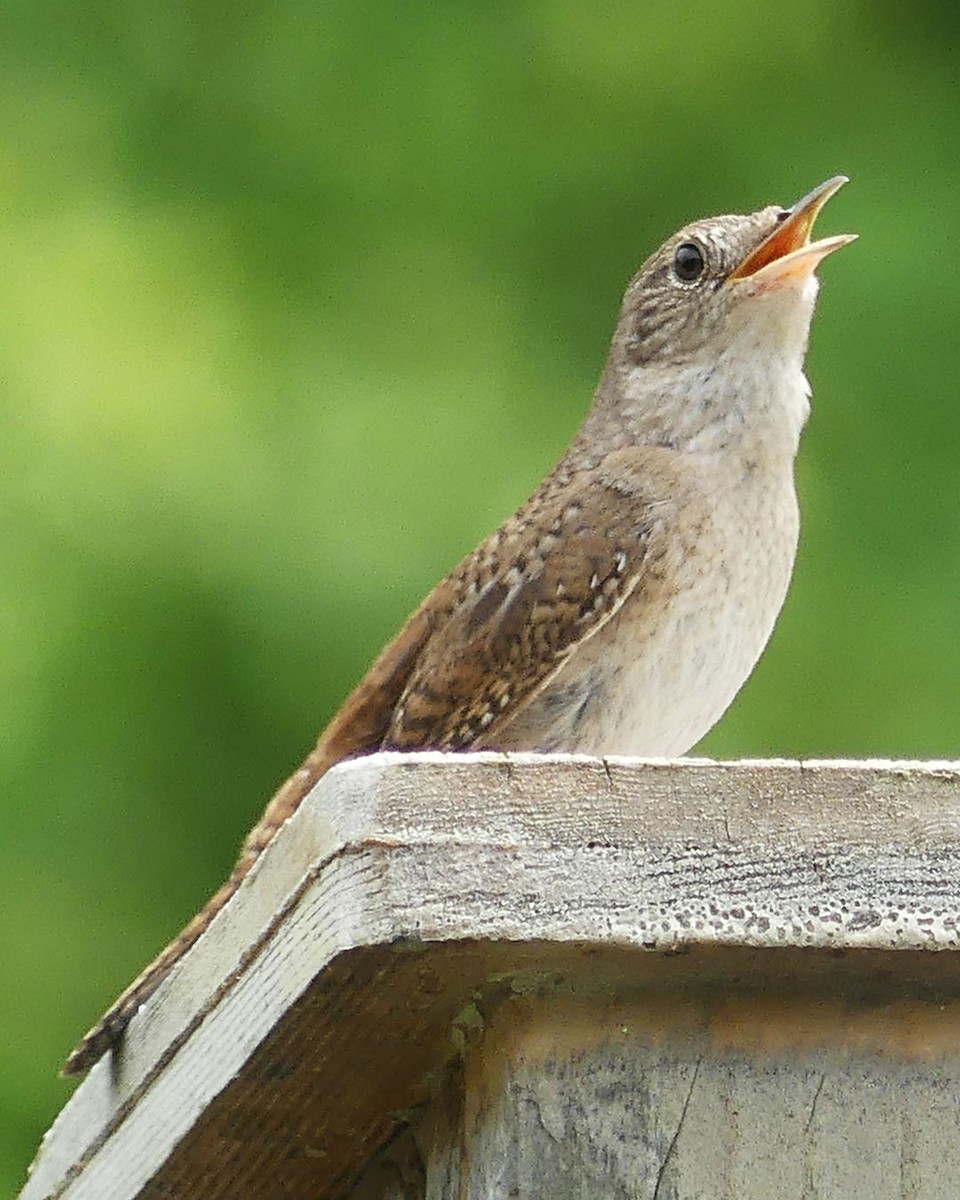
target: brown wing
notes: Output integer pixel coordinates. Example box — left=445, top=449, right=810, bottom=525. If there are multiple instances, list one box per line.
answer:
left=385, top=454, right=669, bottom=750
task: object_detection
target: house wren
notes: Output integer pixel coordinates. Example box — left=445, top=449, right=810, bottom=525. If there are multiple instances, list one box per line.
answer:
left=64, top=176, right=854, bottom=1075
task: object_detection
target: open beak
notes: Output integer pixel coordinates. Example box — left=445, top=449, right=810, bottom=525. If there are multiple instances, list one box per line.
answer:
left=728, top=175, right=856, bottom=286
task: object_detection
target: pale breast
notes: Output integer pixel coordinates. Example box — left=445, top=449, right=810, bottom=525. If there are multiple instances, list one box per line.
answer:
left=491, top=461, right=799, bottom=758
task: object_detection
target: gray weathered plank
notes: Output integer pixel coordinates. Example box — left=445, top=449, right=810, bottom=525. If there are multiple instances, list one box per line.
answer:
left=20, top=754, right=960, bottom=1200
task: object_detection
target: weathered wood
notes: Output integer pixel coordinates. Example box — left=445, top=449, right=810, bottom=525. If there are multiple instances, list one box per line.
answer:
left=20, top=754, right=960, bottom=1199
left=411, top=986, right=960, bottom=1199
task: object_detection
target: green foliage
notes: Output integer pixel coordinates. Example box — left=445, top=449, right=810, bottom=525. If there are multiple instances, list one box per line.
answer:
left=4, top=1, right=958, bottom=1189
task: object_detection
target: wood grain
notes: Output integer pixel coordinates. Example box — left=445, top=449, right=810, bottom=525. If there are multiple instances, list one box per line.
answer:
left=22, top=754, right=960, bottom=1199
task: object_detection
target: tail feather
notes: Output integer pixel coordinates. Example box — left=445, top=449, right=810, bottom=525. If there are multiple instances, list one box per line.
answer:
left=61, top=742, right=339, bottom=1077
left=62, top=601, right=440, bottom=1075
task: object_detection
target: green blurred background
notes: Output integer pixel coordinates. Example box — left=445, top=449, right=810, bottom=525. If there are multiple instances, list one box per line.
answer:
left=4, top=0, right=958, bottom=1190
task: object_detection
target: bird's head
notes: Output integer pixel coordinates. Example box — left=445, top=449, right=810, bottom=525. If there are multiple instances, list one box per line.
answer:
left=621, top=176, right=855, bottom=369
left=595, top=177, right=856, bottom=457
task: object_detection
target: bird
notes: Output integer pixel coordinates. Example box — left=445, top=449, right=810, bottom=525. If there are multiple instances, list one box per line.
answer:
left=63, top=176, right=854, bottom=1076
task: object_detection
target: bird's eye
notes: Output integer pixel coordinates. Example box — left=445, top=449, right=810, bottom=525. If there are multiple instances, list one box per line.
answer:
left=673, top=242, right=706, bottom=283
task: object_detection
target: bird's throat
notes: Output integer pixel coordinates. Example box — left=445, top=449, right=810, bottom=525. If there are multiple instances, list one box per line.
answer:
left=580, top=350, right=810, bottom=469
